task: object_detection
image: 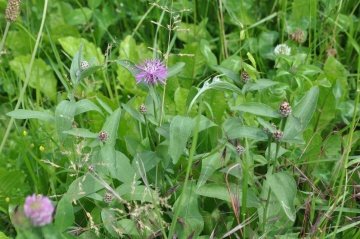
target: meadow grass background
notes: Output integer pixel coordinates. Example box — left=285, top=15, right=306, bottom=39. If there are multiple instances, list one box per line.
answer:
left=0, top=0, right=359, bottom=238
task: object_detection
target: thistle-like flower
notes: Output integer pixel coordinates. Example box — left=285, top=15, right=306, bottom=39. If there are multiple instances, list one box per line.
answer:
left=98, top=130, right=109, bottom=142
left=139, top=104, right=147, bottom=114
left=241, top=70, right=250, bottom=83
left=274, top=44, right=291, bottom=56
left=135, top=59, right=167, bottom=85
left=24, top=194, right=54, bottom=226
left=273, top=130, right=284, bottom=142
left=279, top=101, right=292, bottom=117
left=289, top=29, right=305, bottom=43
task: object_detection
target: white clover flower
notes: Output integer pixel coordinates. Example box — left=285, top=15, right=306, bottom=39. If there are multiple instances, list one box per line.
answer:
left=274, top=44, right=291, bottom=56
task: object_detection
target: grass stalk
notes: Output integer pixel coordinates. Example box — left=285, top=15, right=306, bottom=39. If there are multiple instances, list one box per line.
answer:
left=0, top=22, right=11, bottom=54
left=0, top=0, right=49, bottom=156
left=168, top=98, right=202, bottom=238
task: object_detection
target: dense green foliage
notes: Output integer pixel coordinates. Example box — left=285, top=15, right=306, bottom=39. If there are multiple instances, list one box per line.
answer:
left=0, top=0, right=359, bottom=238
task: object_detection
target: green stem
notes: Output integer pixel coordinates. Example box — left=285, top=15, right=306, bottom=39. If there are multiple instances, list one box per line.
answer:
left=168, top=99, right=202, bottom=238
left=0, top=0, right=49, bottom=156
left=241, top=138, right=249, bottom=237
left=262, top=135, right=272, bottom=232
left=0, top=22, right=11, bottom=54
left=329, top=47, right=359, bottom=239
left=262, top=117, right=287, bottom=233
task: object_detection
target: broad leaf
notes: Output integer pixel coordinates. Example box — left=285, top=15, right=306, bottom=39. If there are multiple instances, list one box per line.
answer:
left=169, top=116, right=194, bottom=164
left=55, top=197, right=74, bottom=232
left=283, top=86, right=319, bottom=140
left=55, top=100, right=76, bottom=142
left=267, top=171, right=297, bottom=222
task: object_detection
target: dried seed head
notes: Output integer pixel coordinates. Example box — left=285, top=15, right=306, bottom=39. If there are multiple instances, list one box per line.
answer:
left=241, top=70, right=250, bottom=83
left=80, top=61, right=90, bottom=69
left=236, top=145, right=245, bottom=155
left=289, top=29, right=305, bottom=43
left=103, top=192, right=113, bottom=203
left=98, top=130, right=109, bottom=142
left=5, top=0, right=21, bottom=22
left=279, top=101, right=292, bottom=117
left=273, top=130, right=284, bottom=142
left=326, top=47, right=337, bottom=58
left=139, top=104, right=147, bottom=114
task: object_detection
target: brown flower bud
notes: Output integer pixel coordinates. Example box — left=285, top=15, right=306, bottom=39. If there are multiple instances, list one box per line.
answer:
left=5, top=0, right=21, bottom=22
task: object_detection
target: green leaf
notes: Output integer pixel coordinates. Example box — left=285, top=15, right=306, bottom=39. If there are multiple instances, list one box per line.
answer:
left=243, top=78, right=278, bottom=92
left=174, top=87, right=190, bottom=115
left=167, top=62, right=185, bottom=78
left=55, top=100, right=76, bottom=142
left=222, top=117, right=268, bottom=141
left=117, top=219, right=140, bottom=238
left=223, top=0, right=256, bottom=25
left=267, top=171, right=297, bottom=221
left=65, top=8, right=93, bottom=25
left=58, top=36, right=104, bottom=62
left=63, top=128, right=98, bottom=138
left=0, top=169, right=26, bottom=195
left=171, top=43, right=206, bottom=80
left=113, top=151, right=136, bottom=183
left=132, top=151, right=161, bottom=180
left=0, top=232, right=9, bottom=239
left=177, top=19, right=211, bottom=43
left=6, top=109, right=54, bottom=122
left=9, top=56, right=57, bottom=102
left=283, top=86, right=319, bottom=140
left=121, top=185, right=156, bottom=202
left=114, top=59, right=141, bottom=78
left=324, top=56, right=347, bottom=83
left=64, top=175, right=105, bottom=201
left=88, top=0, right=102, bottom=8
left=75, top=99, right=103, bottom=116
left=121, top=103, right=145, bottom=124
left=101, top=208, right=118, bottom=238
left=188, top=80, right=242, bottom=113
left=197, top=152, right=223, bottom=188
left=101, top=107, right=122, bottom=147
left=55, top=197, right=74, bottom=232
left=196, top=183, right=260, bottom=208
left=231, top=102, right=282, bottom=118
left=211, top=65, right=241, bottom=84
left=169, top=116, right=195, bottom=164
left=200, top=39, right=218, bottom=66
left=298, top=64, right=323, bottom=76
left=247, top=52, right=257, bottom=69
left=174, top=182, right=204, bottom=238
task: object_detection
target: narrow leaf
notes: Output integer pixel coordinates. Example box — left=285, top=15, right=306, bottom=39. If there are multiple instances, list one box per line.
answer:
left=211, top=65, right=241, bottom=84
left=6, top=110, right=54, bottom=122
left=75, top=99, right=103, bottom=116
left=231, top=102, right=282, bottom=118
left=167, top=62, right=185, bottom=78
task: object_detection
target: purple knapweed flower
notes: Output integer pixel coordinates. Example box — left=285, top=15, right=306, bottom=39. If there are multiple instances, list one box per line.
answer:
left=135, top=59, right=167, bottom=85
left=24, top=194, right=54, bottom=226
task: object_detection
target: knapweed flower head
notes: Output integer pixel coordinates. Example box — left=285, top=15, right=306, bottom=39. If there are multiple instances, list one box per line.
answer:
left=24, top=194, right=54, bottom=226
left=135, top=59, right=167, bottom=85
left=274, top=44, right=291, bottom=56
left=279, top=101, right=292, bottom=117
left=5, top=0, right=21, bottom=22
